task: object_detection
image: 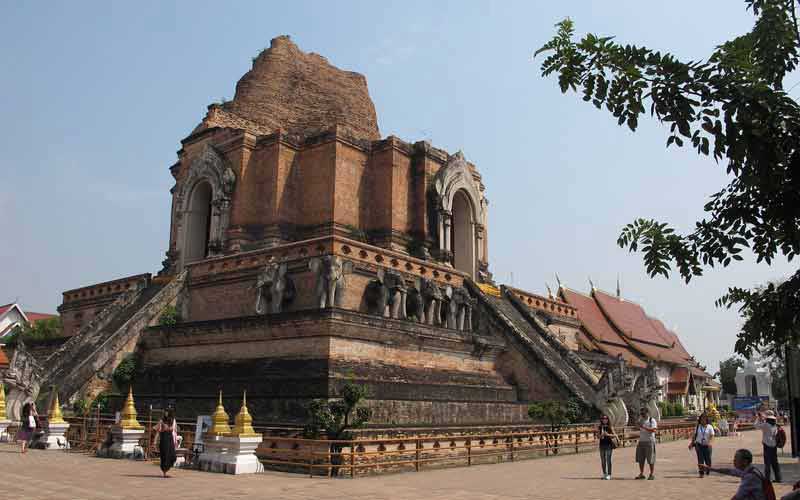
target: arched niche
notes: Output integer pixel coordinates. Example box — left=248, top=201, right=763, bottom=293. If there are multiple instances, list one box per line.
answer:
left=432, top=151, right=489, bottom=281
left=452, top=190, right=475, bottom=277
left=184, top=181, right=213, bottom=263
left=172, top=144, right=236, bottom=270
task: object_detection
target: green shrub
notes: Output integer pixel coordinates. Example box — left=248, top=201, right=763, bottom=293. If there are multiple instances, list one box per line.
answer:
left=91, top=392, right=110, bottom=413
left=673, top=403, right=685, bottom=417
left=112, top=354, right=139, bottom=391
left=158, top=305, right=180, bottom=327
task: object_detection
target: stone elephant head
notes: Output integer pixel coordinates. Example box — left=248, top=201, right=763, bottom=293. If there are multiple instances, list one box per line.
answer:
left=309, top=256, right=353, bottom=308
left=419, top=278, right=444, bottom=326
left=444, top=286, right=474, bottom=331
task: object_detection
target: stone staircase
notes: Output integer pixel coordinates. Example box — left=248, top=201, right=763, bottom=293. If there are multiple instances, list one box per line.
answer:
left=40, top=270, right=187, bottom=403
left=467, top=281, right=599, bottom=407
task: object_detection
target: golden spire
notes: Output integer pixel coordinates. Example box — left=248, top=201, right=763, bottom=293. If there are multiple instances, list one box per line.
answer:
left=0, top=383, right=7, bottom=420
left=229, top=390, right=259, bottom=437
left=209, top=390, right=231, bottom=436
left=119, top=386, right=143, bottom=430
left=49, top=391, right=66, bottom=424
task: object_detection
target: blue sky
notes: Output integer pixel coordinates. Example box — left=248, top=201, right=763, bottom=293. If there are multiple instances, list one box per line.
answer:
left=1, top=1, right=794, bottom=372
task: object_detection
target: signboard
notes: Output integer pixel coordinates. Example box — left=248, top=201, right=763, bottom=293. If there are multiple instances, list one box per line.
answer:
left=732, top=396, right=770, bottom=418
left=193, top=415, right=211, bottom=447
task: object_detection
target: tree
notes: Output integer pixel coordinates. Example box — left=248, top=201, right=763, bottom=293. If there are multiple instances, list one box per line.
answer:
left=717, top=356, right=745, bottom=395
left=535, top=2, right=800, bottom=358
left=4, top=317, right=62, bottom=345
left=303, top=382, right=372, bottom=476
left=767, top=354, right=789, bottom=404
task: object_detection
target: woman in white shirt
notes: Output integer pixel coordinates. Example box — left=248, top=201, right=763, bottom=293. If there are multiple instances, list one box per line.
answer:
left=689, top=412, right=715, bottom=477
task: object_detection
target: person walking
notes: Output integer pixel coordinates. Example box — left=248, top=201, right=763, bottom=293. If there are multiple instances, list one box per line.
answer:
left=755, top=410, right=782, bottom=483
left=598, top=414, right=617, bottom=480
left=689, top=412, right=714, bottom=477
left=702, top=449, right=770, bottom=500
left=17, top=402, right=38, bottom=454
left=635, top=407, right=657, bottom=480
left=154, top=408, right=178, bottom=477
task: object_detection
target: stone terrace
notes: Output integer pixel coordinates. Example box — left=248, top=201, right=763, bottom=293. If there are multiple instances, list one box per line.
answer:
left=1, top=430, right=797, bottom=500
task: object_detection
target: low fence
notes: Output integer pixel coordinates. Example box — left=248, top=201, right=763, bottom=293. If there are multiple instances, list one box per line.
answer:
left=256, top=421, right=712, bottom=477
left=3, top=414, right=756, bottom=477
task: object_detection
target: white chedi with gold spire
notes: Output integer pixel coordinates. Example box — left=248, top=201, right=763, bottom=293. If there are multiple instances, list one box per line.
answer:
left=42, top=390, right=70, bottom=450
left=201, top=390, right=263, bottom=474
left=108, top=387, right=145, bottom=458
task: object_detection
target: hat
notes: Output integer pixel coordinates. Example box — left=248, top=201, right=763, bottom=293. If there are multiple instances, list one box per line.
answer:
left=765, top=410, right=777, bottom=420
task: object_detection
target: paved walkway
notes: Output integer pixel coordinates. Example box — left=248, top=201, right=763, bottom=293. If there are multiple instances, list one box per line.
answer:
left=1, top=430, right=798, bottom=499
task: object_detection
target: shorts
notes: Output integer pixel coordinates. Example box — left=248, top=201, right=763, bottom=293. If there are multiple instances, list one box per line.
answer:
left=636, top=441, right=656, bottom=465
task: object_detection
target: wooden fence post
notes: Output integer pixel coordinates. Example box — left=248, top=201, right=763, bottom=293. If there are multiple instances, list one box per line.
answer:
left=350, top=442, right=355, bottom=479
left=467, top=439, right=471, bottom=466
left=415, top=439, right=421, bottom=472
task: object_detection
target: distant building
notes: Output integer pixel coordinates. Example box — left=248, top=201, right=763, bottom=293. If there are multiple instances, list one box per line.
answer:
left=735, top=357, right=772, bottom=400
left=0, top=302, right=58, bottom=338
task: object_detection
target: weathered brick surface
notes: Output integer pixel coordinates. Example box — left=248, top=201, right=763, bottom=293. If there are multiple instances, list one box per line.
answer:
left=202, top=35, right=380, bottom=143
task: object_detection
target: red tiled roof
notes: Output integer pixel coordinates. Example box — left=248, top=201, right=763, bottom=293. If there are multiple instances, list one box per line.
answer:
left=24, top=311, right=57, bottom=323
left=0, top=303, right=13, bottom=316
left=560, top=288, right=647, bottom=369
left=667, top=366, right=690, bottom=395
left=593, top=290, right=671, bottom=347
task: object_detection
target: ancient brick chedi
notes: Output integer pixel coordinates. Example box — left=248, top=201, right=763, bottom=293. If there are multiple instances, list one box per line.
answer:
left=4, top=36, right=716, bottom=426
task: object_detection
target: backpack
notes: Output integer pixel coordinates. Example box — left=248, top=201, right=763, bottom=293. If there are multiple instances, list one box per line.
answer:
left=753, top=467, right=777, bottom=500
left=776, top=426, right=787, bottom=449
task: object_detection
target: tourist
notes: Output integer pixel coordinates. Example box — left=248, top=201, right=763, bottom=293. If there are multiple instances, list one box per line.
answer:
left=719, top=416, right=730, bottom=437
left=17, top=402, right=38, bottom=454
left=154, top=408, right=178, bottom=477
left=779, top=481, right=800, bottom=500
left=598, top=414, right=617, bottom=480
left=635, top=407, right=657, bottom=480
left=754, top=410, right=782, bottom=483
left=701, top=449, right=769, bottom=500
left=689, top=412, right=714, bottom=477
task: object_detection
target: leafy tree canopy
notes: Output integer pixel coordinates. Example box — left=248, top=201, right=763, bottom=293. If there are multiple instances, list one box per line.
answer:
left=536, top=1, right=800, bottom=358
left=303, top=382, right=372, bottom=440
left=717, top=356, right=745, bottom=395
left=4, top=317, right=62, bottom=346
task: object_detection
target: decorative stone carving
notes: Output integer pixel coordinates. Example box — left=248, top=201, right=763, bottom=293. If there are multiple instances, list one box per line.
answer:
left=420, top=278, right=444, bottom=326
left=173, top=144, right=237, bottom=269
left=431, top=151, right=489, bottom=279
left=365, top=268, right=407, bottom=319
left=309, top=256, right=353, bottom=308
left=254, top=261, right=295, bottom=314
left=406, top=283, right=425, bottom=323
left=443, top=286, right=474, bottom=331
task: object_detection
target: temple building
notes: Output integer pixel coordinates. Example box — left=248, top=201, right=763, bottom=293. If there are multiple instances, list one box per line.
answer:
left=3, top=36, right=716, bottom=426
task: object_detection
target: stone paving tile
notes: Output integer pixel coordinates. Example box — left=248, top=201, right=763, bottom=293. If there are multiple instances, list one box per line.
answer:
left=0, top=430, right=797, bottom=500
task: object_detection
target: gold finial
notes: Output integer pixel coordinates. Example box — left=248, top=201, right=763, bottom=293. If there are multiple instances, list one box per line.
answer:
left=119, top=386, right=143, bottom=430
left=0, top=383, right=6, bottom=420
left=49, top=391, right=66, bottom=424
left=229, top=390, right=259, bottom=437
left=209, top=390, right=231, bottom=436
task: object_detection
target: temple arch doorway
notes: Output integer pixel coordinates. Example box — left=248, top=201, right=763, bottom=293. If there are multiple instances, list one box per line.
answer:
left=184, top=181, right=213, bottom=264
left=452, top=190, right=475, bottom=277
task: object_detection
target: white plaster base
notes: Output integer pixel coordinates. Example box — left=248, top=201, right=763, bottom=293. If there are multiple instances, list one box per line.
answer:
left=217, top=436, right=263, bottom=475
left=0, top=420, right=11, bottom=442
left=198, top=434, right=229, bottom=472
left=109, top=426, right=145, bottom=458
left=43, top=422, right=70, bottom=450
left=199, top=435, right=263, bottom=474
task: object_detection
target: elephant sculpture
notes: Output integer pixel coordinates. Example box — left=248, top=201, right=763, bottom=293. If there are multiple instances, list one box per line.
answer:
left=365, top=268, right=407, bottom=319
left=406, top=283, right=424, bottom=323
left=420, top=278, right=444, bottom=326
left=309, top=256, right=353, bottom=308
left=444, top=286, right=474, bottom=331
left=254, top=261, right=295, bottom=314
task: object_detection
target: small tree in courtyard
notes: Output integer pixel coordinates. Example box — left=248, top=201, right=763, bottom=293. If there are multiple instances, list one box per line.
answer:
left=303, top=382, right=372, bottom=476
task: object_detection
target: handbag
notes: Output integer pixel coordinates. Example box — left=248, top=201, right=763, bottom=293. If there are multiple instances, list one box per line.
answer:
left=28, top=415, right=36, bottom=429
